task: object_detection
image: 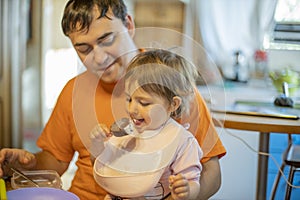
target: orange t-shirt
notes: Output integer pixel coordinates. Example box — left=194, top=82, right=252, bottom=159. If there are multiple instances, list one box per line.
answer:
left=37, top=71, right=226, bottom=200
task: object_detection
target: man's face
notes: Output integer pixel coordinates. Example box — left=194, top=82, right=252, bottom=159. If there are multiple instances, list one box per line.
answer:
left=68, top=7, right=136, bottom=83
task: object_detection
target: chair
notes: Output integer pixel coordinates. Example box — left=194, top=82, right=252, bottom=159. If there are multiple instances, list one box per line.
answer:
left=270, top=135, right=300, bottom=200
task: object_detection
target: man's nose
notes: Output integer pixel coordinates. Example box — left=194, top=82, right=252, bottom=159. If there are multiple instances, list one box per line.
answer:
left=93, top=45, right=107, bottom=65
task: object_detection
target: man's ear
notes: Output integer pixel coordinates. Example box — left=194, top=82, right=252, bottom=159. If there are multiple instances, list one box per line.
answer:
left=125, top=14, right=135, bottom=37
left=171, top=96, right=182, bottom=112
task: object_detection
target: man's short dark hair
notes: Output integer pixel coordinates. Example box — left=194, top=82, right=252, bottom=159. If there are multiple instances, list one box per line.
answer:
left=61, top=0, right=128, bottom=36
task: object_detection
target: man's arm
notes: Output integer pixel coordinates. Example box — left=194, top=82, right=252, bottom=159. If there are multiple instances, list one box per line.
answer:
left=0, top=149, right=69, bottom=177
left=34, top=151, right=69, bottom=176
left=197, top=156, right=221, bottom=200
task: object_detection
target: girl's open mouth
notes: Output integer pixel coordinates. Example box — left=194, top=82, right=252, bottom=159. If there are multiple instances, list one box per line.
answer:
left=132, top=118, right=144, bottom=126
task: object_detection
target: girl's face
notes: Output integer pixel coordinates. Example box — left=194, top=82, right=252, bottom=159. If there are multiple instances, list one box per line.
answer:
left=125, top=83, right=173, bottom=133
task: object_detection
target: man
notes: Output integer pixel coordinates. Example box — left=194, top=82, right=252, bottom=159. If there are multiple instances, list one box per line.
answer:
left=0, top=0, right=226, bottom=199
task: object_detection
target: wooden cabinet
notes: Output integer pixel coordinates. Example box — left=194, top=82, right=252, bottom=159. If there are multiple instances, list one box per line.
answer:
left=134, top=0, right=185, bottom=33
left=133, top=0, right=185, bottom=47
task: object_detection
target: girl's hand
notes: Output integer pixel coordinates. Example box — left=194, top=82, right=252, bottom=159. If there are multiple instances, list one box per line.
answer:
left=169, top=174, right=190, bottom=200
left=89, top=123, right=112, bottom=164
left=90, top=123, right=112, bottom=140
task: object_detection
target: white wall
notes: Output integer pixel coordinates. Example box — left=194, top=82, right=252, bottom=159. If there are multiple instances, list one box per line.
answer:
left=211, top=129, right=259, bottom=200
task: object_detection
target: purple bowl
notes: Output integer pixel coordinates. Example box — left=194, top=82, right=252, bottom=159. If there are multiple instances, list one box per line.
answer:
left=7, top=187, right=79, bottom=200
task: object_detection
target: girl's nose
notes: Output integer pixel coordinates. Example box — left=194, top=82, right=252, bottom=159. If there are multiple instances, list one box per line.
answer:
left=128, top=101, right=138, bottom=115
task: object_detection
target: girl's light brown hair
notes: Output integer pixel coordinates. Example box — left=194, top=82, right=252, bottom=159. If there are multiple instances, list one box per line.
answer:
left=125, top=49, right=197, bottom=119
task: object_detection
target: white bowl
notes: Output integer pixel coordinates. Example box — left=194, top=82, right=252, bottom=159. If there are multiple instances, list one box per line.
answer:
left=93, top=160, right=165, bottom=198
left=93, top=119, right=183, bottom=197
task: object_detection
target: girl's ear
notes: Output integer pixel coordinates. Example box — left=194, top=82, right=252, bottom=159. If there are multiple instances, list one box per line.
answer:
left=171, top=96, right=182, bottom=112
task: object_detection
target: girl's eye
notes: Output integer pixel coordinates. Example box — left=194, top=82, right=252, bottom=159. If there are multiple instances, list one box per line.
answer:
left=139, top=101, right=150, bottom=107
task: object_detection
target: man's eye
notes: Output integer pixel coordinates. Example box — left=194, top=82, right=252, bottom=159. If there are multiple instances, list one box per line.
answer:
left=77, top=46, right=92, bottom=55
left=99, top=34, right=116, bottom=47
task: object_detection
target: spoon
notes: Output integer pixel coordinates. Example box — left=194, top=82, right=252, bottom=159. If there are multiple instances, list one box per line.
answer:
left=110, top=118, right=133, bottom=137
left=10, top=167, right=40, bottom=187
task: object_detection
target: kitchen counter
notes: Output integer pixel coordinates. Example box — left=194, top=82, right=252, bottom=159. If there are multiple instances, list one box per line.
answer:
left=198, top=79, right=300, bottom=200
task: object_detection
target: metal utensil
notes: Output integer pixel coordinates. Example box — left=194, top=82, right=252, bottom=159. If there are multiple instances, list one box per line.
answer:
left=282, top=81, right=289, bottom=97
left=10, top=167, right=39, bottom=187
left=274, top=82, right=294, bottom=107
left=110, top=118, right=133, bottom=137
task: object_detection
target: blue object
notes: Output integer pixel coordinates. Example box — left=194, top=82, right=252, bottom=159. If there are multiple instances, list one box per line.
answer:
left=7, top=187, right=79, bottom=200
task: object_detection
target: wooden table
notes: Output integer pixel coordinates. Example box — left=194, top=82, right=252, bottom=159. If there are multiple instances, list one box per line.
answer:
left=211, top=111, right=300, bottom=200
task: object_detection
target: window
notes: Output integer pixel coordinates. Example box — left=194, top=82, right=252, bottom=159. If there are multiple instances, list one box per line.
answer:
left=274, top=0, right=300, bottom=22
left=264, top=0, right=300, bottom=50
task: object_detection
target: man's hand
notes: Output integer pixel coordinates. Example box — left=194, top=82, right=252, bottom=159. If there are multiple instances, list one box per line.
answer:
left=0, top=148, right=36, bottom=177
